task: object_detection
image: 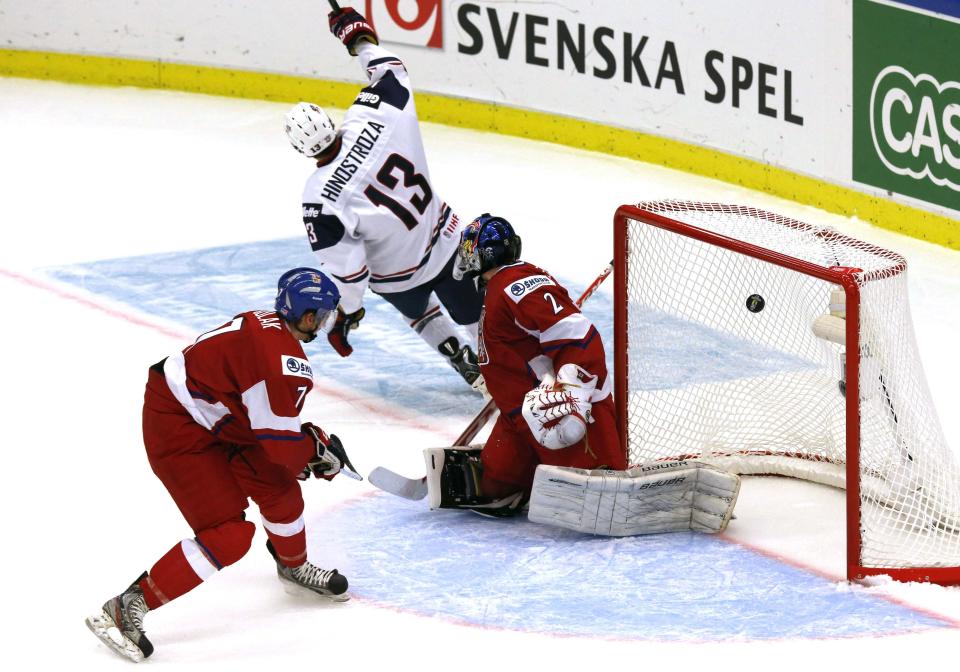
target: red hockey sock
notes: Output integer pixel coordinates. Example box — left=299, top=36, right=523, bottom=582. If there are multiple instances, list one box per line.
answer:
left=139, top=539, right=211, bottom=609
left=140, top=520, right=256, bottom=609
left=262, top=515, right=307, bottom=568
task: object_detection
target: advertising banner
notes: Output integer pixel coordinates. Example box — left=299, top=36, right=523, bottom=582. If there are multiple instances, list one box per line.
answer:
left=853, top=0, right=960, bottom=212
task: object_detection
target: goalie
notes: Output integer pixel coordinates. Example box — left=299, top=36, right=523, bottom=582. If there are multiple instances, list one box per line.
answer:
left=420, top=213, right=740, bottom=536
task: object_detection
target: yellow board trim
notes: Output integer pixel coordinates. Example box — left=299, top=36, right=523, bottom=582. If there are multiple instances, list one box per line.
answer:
left=3, top=48, right=956, bottom=249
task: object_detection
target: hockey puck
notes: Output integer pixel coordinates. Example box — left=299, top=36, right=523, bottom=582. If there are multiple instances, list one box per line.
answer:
left=746, top=294, right=765, bottom=313
left=327, top=571, right=349, bottom=596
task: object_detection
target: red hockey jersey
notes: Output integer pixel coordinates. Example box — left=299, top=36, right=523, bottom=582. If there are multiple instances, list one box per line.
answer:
left=155, top=310, right=317, bottom=474
left=478, top=262, right=612, bottom=418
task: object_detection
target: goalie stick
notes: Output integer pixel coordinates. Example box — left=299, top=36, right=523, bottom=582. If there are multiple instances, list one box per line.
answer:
left=368, top=259, right=615, bottom=500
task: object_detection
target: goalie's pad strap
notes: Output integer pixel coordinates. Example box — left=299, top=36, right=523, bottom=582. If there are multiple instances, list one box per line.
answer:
left=527, top=461, right=741, bottom=536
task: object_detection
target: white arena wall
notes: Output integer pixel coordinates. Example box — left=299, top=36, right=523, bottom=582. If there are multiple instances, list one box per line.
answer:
left=1, top=0, right=957, bottom=247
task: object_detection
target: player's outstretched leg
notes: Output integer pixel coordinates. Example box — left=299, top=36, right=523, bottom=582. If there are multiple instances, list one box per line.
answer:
left=265, top=540, right=349, bottom=602
left=405, top=298, right=483, bottom=389
left=85, top=572, right=154, bottom=663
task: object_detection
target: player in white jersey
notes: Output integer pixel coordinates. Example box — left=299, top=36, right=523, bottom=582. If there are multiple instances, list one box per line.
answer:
left=284, top=5, right=483, bottom=389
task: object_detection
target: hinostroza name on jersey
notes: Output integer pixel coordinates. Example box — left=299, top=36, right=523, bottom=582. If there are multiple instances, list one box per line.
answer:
left=321, top=121, right=386, bottom=203
left=505, top=275, right=555, bottom=303
left=282, top=356, right=314, bottom=379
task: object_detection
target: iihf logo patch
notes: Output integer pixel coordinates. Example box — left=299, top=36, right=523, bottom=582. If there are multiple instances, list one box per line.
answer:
left=283, top=356, right=313, bottom=379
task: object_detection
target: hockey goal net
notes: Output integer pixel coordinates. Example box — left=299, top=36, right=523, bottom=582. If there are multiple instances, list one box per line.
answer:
left=614, top=201, right=960, bottom=584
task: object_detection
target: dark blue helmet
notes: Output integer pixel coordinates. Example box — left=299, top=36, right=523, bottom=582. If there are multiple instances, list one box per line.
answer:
left=275, top=267, right=340, bottom=324
left=453, top=213, right=522, bottom=280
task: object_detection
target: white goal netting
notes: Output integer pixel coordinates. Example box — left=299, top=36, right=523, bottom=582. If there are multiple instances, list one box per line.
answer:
left=618, top=201, right=960, bottom=574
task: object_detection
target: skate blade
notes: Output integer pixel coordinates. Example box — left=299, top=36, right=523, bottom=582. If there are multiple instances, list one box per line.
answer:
left=85, top=611, right=146, bottom=663
left=280, top=579, right=351, bottom=602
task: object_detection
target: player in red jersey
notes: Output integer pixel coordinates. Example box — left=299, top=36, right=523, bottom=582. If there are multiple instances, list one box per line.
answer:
left=86, top=268, right=359, bottom=663
left=423, top=214, right=626, bottom=515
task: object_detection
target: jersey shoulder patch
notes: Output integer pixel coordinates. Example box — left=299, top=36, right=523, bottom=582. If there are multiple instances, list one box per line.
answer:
left=502, top=274, right=556, bottom=304
left=355, top=71, right=410, bottom=111
left=302, top=202, right=346, bottom=251
left=281, top=355, right=313, bottom=380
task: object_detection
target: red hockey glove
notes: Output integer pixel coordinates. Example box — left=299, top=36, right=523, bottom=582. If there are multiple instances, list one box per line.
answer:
left=328, top=6, right=379, bottom=56
left=300, top=423, right=360, bottom=481
left=327, top=306, right=365, bottom=357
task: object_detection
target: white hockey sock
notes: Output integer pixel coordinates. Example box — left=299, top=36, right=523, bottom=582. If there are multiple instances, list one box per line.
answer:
left=410, top=300, right=464, bottom=355
left=463, top=321, right=479, bottom=346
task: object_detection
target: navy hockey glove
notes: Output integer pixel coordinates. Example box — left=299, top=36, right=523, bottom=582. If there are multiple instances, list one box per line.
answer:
left=300, top=423, right=360, bottom=481
left=328, top=6, right=379, bottom=56
left=327, top=306, right=365, bottom=357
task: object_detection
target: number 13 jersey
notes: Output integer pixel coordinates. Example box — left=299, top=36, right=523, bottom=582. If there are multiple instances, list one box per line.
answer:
left=299, top=42, right=463, bottom=314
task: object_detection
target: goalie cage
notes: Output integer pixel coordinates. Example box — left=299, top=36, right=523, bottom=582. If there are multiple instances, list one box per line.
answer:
left=614, top=201, right=960, bottom=584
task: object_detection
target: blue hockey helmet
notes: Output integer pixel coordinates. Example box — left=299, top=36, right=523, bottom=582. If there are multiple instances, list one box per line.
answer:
left=275, top=267, right=340, bottom=326
left=453, top=213, right=522, bottom=280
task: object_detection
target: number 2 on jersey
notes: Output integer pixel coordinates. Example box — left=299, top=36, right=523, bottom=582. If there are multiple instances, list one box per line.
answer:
left=544, top=293, right=563, bottom=314
left=364, top=153, right=433, bottom=230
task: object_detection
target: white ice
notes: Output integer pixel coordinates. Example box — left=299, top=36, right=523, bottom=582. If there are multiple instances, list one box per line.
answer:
left=1, top=77, right=959, bottom=669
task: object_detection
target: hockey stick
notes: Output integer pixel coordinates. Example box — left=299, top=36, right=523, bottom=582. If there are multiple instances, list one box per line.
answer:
left=368, top=259, right=615, bottom=500
left=328, top=0, right=342, bottom=11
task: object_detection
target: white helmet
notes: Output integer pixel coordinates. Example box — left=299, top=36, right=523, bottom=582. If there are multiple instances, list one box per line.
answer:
left=284, top=102, right=337, bottom=157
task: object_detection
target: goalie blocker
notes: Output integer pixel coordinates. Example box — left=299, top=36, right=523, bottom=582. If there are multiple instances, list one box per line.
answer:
left=424, top=447, right=740, bottom=535
left=424, top=446, right=524, bottom=517
left=528, top=461, right=741, bottom=536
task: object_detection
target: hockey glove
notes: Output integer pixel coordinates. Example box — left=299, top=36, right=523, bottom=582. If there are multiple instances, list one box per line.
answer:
left=521, top=364, right=598, bottom=450
left=328, top=6, right=379, bottom=56
left=327, top=306, right=365, bottom=357
left=300, top=423, right=361, bottom=481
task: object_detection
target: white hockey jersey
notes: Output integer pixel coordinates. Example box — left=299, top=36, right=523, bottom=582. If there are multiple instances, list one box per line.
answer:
left=300, top=43, right=463, bottom=314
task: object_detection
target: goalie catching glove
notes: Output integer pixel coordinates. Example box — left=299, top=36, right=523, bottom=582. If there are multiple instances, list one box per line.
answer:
left=328, top=6, right=379, bottom=56
left=299, top=423, right=360, bottom=481
left=521, top=363, right=598, bottom=449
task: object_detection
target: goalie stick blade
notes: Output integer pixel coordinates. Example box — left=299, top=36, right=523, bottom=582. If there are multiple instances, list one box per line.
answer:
left=368, top=467, right=428, bottom=501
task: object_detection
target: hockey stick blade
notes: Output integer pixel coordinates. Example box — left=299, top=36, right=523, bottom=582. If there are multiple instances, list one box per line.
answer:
left=368, top=467, right=428, bottom=500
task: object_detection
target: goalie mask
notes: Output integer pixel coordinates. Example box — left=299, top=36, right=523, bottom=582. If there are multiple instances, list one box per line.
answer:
left=284, top=102, right=337, bottom=157
left=275, top=267, right=341, bottom=340
left=453, top=213, right=522, bottom=280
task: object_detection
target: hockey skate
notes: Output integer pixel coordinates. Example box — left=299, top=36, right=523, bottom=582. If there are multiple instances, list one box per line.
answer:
left=266, top=541, right=350, bottom=602
left=439, top=337, right=485, bottom=390
left=85, top=572, right=154, bottom=663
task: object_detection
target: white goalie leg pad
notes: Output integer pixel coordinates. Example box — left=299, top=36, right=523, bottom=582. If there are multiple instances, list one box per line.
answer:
left=424, top=445, right=484, bottom=511
left=424, top=446, right=452, bottom=511
left=424, top=445, right=524, bottom=515
left=528, top=461, right=741, bottom=536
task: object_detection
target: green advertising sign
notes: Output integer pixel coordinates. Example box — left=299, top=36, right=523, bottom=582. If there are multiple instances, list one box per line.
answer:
left=853, top=0, right=960, bottom=212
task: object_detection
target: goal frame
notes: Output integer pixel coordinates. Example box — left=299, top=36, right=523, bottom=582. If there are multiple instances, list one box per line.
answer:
left=613, top=203, right=960, bottom=584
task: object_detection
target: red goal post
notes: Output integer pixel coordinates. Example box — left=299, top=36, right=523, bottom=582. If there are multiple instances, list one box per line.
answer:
left=613, top=201, right=960, bottom=584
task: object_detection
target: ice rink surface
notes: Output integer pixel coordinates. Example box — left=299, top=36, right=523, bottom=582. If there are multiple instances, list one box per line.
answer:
left=1, top=77, right=959, bottom=669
